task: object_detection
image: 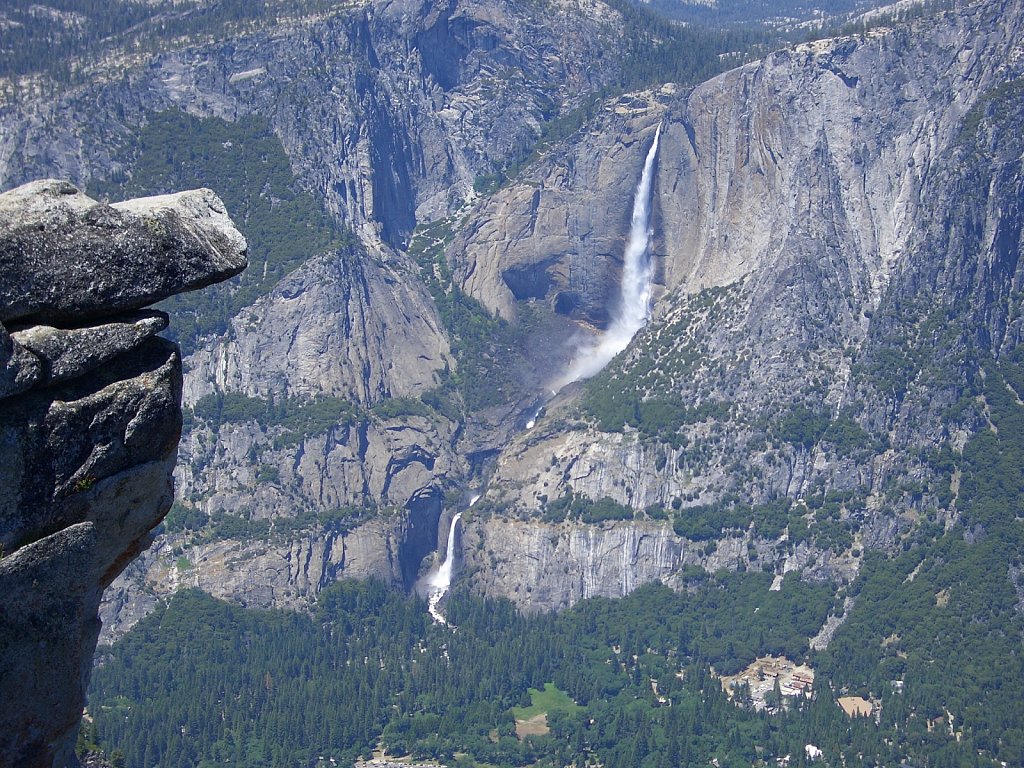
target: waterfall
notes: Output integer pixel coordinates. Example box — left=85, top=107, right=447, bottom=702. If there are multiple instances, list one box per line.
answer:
left=555, top=124, right=661, bottom=390
left=420, top=127, right=662, bottom=621
left=430, top=513, right=462, bottom=593
left=526, top=406, right=542, bottom=429
left=425, top=512, right=462, bottom=624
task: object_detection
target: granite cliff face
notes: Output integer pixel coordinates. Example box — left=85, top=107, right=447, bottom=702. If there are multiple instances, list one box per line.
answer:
left=463, top=516, right=858, bottom=612
left=451, top=0, right=1024, bottom=608
left=458, top=0, right=1023, bottom=360
left=0, top=180, right=246, bottom=768
left=454, top=87, right=680, bottom=326
left=0, top=0, right=626, bottom=234
left=0, top=0, right=649, bottom=635
left=2, top=0, right=1023, bottom=640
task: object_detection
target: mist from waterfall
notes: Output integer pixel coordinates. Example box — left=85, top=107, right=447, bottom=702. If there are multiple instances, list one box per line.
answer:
left=554, top=124, right=661, bottom=390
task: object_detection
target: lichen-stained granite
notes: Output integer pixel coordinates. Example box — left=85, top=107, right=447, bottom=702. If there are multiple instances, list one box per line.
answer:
left=0, top=180, right=245, bottom=768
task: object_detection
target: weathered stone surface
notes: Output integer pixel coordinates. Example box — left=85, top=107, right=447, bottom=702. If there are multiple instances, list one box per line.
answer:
left=0, top=342, right=182, bottom=768
left=11, top=310, right=168, bottom=387
left=176, top=410, right=457, bottom=525
left=0, top=523, right=100, bottom=768
left=0, top=319, right=42, bottom=399
left=182, top=248, right=451, bottom=405
left=454, top=87, right=678, bottom=325
left=0, top=338, right=181, bottom=554
left=461, top=517, right=856, bottom=612
left=101, top=509, right=434, bottom=643
left=0, top=179, right=243, bottom=767
left=0, top=180, right=247, bottom=324
left=0, top=461, right=178, bottom=764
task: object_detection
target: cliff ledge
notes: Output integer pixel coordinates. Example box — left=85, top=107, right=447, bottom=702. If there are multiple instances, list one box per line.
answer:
left=0, top=180, right=246, bottom=768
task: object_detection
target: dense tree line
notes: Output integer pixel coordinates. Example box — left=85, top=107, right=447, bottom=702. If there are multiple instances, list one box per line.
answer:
left=89, top=559, right=1004, bottom=768
left=0, top=0, right=163, bottom=81
left=601, top=0, right=767, bottom=90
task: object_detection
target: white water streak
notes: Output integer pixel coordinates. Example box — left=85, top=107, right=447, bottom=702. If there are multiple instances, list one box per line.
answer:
left=426, top=512, right=462, bottom=624
left=526, top=407, right=542, bottom=429
left=555, top=125, right=661, bottom=389
left=430, top=512, right=462, bottom=591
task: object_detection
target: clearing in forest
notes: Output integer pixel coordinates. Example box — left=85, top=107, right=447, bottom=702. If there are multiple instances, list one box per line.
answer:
left=511, top=683, right=581, bottom=739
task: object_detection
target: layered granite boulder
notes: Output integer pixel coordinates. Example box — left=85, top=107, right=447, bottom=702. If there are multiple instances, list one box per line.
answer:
left=0, top=180, right=246, bottom=768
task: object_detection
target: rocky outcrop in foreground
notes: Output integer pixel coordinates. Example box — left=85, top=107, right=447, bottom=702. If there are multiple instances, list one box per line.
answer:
left=0, top=180, right=245, bottom=768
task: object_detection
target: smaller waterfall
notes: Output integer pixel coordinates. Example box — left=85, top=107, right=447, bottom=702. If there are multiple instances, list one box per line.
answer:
left=525, top=406, right=542, bottom=429
left=430, top=512, right=462, bottom=593
left=426, top=512, right=462, bottom=625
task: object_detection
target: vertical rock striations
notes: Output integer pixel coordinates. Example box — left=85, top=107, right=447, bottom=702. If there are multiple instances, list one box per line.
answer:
left=0, top=180, right=246, bottom=768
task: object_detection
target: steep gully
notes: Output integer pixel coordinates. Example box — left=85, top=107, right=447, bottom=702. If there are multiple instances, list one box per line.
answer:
left=421, top=127, right=663, bottom=622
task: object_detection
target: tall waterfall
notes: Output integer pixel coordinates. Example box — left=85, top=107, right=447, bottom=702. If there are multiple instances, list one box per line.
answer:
left=555, top=124, right=661, bottom=389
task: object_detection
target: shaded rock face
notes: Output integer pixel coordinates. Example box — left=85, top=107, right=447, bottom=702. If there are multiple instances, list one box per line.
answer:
left=100, top=506, right=440, bottom=619
left=0, top=181, right=245, bottom=768
left=182, top=248, right=452, bottom=406
left=0, top=0, right=626, bottom=247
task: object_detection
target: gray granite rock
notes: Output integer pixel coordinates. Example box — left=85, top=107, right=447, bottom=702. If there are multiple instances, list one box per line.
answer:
left=0, top=337, right=181, bottom=555
left=0, top=523, right=99, bottom=768
left=0, top=180, right=247, bottom=324
left=11, top=310, right=168, bottom=388
left=0, top=179, right=244, bottom=768
left=0, top=320, right=42, bottom=399
left=0, top=339, right=182, bottom=767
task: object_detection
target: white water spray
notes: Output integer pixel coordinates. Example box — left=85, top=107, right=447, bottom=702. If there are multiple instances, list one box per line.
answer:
left=555, top=124, right=661, bottom=390
left=426, top=512, right=462, bottom=624
left=430, top=512, right=461, bottom=594
left=525, top=406, right=542, bottom=429
left=424, top=493, right=481, bottom=624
